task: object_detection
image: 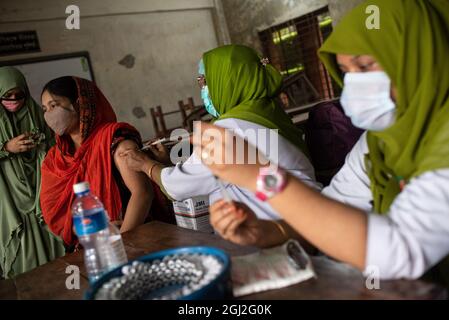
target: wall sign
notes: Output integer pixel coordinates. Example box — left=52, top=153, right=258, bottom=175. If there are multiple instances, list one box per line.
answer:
left=0, top=31, right=41, bottom=56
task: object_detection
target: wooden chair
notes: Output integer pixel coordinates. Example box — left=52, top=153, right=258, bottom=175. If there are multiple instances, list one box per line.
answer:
left=178, top=97, right=208, bottom=132
left=178, top=97, right=194, bottom=129
left=150, top=106, right=184, bottom=139
left=150, top=98, right=210, bottom=139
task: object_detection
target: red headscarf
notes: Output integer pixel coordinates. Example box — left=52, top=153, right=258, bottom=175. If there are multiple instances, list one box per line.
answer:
left=40, top=77, right=140, bottom=246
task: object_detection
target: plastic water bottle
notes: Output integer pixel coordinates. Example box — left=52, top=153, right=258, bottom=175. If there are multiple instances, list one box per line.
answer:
left=72, top=182, right=128, bottom=283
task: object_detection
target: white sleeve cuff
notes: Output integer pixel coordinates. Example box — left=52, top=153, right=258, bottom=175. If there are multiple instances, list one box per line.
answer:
left=363, top=213, right=426, bottom=280
left=363, top=213, right=394, bottom=279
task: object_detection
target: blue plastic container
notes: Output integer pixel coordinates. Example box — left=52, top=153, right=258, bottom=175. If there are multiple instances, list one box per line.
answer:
left=84, top=246, right=233, bottom=300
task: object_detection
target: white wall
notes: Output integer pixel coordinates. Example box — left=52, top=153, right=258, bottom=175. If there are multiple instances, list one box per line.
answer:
left=0, top=0, right=230, bottom=140
left=327, top=0, right=367, bottom=26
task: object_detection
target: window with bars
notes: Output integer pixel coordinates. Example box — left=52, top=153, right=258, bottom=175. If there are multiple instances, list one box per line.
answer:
left=259, top=6, right=340, bottom=108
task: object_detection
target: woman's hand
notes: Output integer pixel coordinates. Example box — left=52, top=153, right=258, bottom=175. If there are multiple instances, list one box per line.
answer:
left=210, top=200, right=288, bottom=248
left=143, top=142, right=171, bottom=165
left=192, top=122, right=267, bottom=192
left=119, top=149, right=153, bottom=174
left=5, top=133, right=36, bottom=154
left=210, top=200, right=264, bottom=246
left=115, top=140, right=154, bottom=233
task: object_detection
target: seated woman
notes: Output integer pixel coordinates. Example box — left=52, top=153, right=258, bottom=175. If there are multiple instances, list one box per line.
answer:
left=40, top=76, right=154, bottom=249
left=193, top=0, right=449, bottom=288
left=121, top=45, right=321, bottom=248
left=0, top=67, right=65, bottom=279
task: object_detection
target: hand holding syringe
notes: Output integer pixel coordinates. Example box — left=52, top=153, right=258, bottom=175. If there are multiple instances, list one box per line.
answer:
left=141, top=133, right=192, bottom=151
left=142, top=133, right=233, bottom=204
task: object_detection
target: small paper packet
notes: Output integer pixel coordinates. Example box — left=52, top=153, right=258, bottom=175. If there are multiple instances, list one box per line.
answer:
left=231, top=240, right=316, bottom=297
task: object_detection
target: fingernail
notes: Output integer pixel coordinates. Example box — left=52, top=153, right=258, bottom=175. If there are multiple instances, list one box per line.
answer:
left=223, top=207, right=233, bottom=215
left=236, top=210, right=244, bottom=218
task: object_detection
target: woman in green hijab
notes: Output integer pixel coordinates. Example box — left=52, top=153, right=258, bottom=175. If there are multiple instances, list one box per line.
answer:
left=0, top=67, right=65, bottom=279
left=191, top=0, right=449, bottom=289
left=121, top=45, right=320, bottom=249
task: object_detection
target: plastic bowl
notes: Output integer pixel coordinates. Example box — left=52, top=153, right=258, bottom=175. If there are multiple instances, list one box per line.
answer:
left=84, top=246, right=233, bottom=300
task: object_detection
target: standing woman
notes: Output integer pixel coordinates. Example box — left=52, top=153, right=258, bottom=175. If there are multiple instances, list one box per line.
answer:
left=0, top=67, right=65, bottom=279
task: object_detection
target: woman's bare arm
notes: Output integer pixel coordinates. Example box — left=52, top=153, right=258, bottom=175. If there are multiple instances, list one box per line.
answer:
left=114, top=140, right=154, bottom=233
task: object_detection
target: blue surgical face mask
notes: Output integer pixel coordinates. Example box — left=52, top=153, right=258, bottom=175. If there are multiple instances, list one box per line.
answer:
left=201, top=85, right=220, bottom=118
left=340, top=71, right=396, bottom=131
left=198, top=59, right=220, bottom=118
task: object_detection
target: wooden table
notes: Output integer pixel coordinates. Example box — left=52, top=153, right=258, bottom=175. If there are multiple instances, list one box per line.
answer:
left=0, top=222, right=446, bottom=300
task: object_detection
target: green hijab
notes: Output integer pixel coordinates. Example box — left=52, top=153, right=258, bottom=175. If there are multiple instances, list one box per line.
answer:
left=0, top=66, right=49, bottom=166
left=202, top=45, right=309, bottom=154
left=319, top=0, right=449, bottom=214
left=0, top=66, right=63, bottom=278
left=319, top=0, right=449, bottom=287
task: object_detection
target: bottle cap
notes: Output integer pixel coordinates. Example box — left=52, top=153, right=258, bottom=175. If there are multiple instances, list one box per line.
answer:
left=73, top=181, right=90, bottom=194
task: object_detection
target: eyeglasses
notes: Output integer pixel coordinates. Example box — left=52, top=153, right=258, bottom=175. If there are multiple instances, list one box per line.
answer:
left=1, top=92, right=26, bottom=101
left=197, top=75, right=206, bottom=89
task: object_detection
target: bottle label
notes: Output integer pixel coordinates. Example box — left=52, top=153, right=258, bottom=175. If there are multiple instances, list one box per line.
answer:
left=73, top=208, right=109, bottom=236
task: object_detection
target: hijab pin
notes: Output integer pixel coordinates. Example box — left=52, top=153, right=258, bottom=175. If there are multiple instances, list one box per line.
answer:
left=260, top=57, right=270, bottom=67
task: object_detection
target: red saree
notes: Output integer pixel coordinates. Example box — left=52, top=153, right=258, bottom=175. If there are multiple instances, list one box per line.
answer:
left=41, top=78, right=140, bottom=245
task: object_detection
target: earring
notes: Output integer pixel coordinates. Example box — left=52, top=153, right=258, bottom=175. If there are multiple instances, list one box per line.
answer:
left=260, top=57, right=270, bottom=67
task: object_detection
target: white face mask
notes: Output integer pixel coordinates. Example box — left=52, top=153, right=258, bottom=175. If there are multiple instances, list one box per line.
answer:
left=341, top=71, right=396, bottom=131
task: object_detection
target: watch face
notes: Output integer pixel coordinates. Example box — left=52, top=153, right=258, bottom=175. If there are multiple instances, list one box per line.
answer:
left=264, top=175, right=278, bottom=190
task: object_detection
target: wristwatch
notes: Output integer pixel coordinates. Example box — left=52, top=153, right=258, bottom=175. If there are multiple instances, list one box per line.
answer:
left=255, top=166, right=288, bottom=201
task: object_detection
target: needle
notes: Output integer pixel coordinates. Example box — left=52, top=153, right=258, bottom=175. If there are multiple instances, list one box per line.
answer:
left=141, top=133, right=192, bottom=151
